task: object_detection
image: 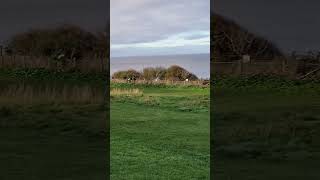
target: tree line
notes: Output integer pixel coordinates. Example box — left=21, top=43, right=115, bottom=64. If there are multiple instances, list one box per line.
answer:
left=3, top=24, right=108, bottom=60
left=211, top=13, right=283, bottom=61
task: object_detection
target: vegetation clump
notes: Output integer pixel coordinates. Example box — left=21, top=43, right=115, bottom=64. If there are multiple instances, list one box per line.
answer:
left=112, top=65, right=198, bottom=81
left=142, top=67, right=166, bottom=80
left=211, top=13, right=283, bottom=61
left=112, top=69, right=143, bottom=80
left=5, top=24, right=108, bottom=59
left=165, top=65, right=198, bottom=81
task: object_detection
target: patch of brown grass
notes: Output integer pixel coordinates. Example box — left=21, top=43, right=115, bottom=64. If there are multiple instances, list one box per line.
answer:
left=110, top=88, right=143, bottom=97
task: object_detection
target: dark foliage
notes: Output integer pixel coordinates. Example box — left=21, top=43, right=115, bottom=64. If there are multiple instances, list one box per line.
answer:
left=112, top=69, right=143, bottom=80
left=6, top=24, right=108, bottom=59
left=212, top=13, right=283, bottom=61
left=165, top=65, right=198, bottom=81
left=142, top=67, right=166, bottom=80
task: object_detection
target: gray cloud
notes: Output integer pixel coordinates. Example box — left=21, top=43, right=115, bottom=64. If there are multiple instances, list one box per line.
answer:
left=184, top=33, right=209, bottom=40
left=214, top=0, right=320, bottom=52
left=111, top=0, right=210, bottom=45
left=0, top=0, right=109, bottom=43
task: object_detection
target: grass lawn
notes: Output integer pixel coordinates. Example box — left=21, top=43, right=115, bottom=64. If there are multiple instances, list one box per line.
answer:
left=111, top=83, right=210, bottom=179
left=212, top=76, right=320, bottom=179
left=0, top=128, right=106, bottom=180
left=0, top=79, right=108, bottom=180
left=5, top=69, right=320, bottom=179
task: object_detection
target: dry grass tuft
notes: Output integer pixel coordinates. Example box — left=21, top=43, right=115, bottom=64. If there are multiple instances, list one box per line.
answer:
left=110, top=88, right=143, bottom=97
left=0, top=83, right=104, bottom=105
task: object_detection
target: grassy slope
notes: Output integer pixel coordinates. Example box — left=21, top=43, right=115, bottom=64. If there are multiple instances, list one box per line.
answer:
left=111, top=83, right=210, bottom=179
left=213, top=76, right=320, bottom=179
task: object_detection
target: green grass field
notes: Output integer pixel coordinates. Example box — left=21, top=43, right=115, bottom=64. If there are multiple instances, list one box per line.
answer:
left=213, top=76, right=320, bottom=179
left=0, top=104, right=108, bottom=179
left=110, top=83, right=210, bottom=179
left=0, top=70, right=108, bottom=180
left=3, top=68, right=320, bottom=179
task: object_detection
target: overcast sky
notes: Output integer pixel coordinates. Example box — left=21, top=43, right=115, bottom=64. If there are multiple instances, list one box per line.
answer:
left=214, top=0, right=320, bottom=53
left=111, top=0, right=210, bottom=57
left=0, top=0, right=109, bottom=43
left=3, top=1, right=319, bottom=56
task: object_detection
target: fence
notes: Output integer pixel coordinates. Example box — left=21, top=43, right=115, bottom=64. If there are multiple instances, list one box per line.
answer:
left=212, top=56, right=320, bottom=79
left=0, top=54, right=109, bottom=73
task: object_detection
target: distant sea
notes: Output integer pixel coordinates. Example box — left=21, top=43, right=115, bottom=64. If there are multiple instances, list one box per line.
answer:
left=110, top=53, right=210, bottom=79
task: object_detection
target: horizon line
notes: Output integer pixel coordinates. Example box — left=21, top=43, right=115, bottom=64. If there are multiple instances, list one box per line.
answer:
left=111, top=52, right=210, bottom=58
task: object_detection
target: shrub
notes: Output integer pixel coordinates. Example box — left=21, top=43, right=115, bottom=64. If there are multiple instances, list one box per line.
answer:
left=142, top=67, right=166, bottom=80
left=6, top=24, right=108, bottom=59
left=112, top=69, right=142, bottom=80
left=112, top=65, right=198, bottom=81
left=165, top=65, right=198, bottom=81
left=212, top=13, right=283, bottom=61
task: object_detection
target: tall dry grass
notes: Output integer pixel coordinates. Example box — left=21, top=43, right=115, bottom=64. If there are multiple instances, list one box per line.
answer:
left=110, top=88, right=143, bottom=97
left=0, top=83, right=105, bottom=105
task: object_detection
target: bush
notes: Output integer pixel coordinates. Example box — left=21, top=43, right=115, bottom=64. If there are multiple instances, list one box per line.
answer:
left=112, top=69, right=143, bottom=80
left=212, top=13, right=283, bottom=61
left=112, top=65, right=198, bottom=81
left=142, top=67, right=166, bottom=80
left=6, top=24, right=108, bottom=59
left=165, top=65, right=198, bottom=81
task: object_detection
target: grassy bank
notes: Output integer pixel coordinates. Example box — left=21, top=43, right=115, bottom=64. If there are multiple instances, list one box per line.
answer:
left=110, top=82, right=210, bottom=179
